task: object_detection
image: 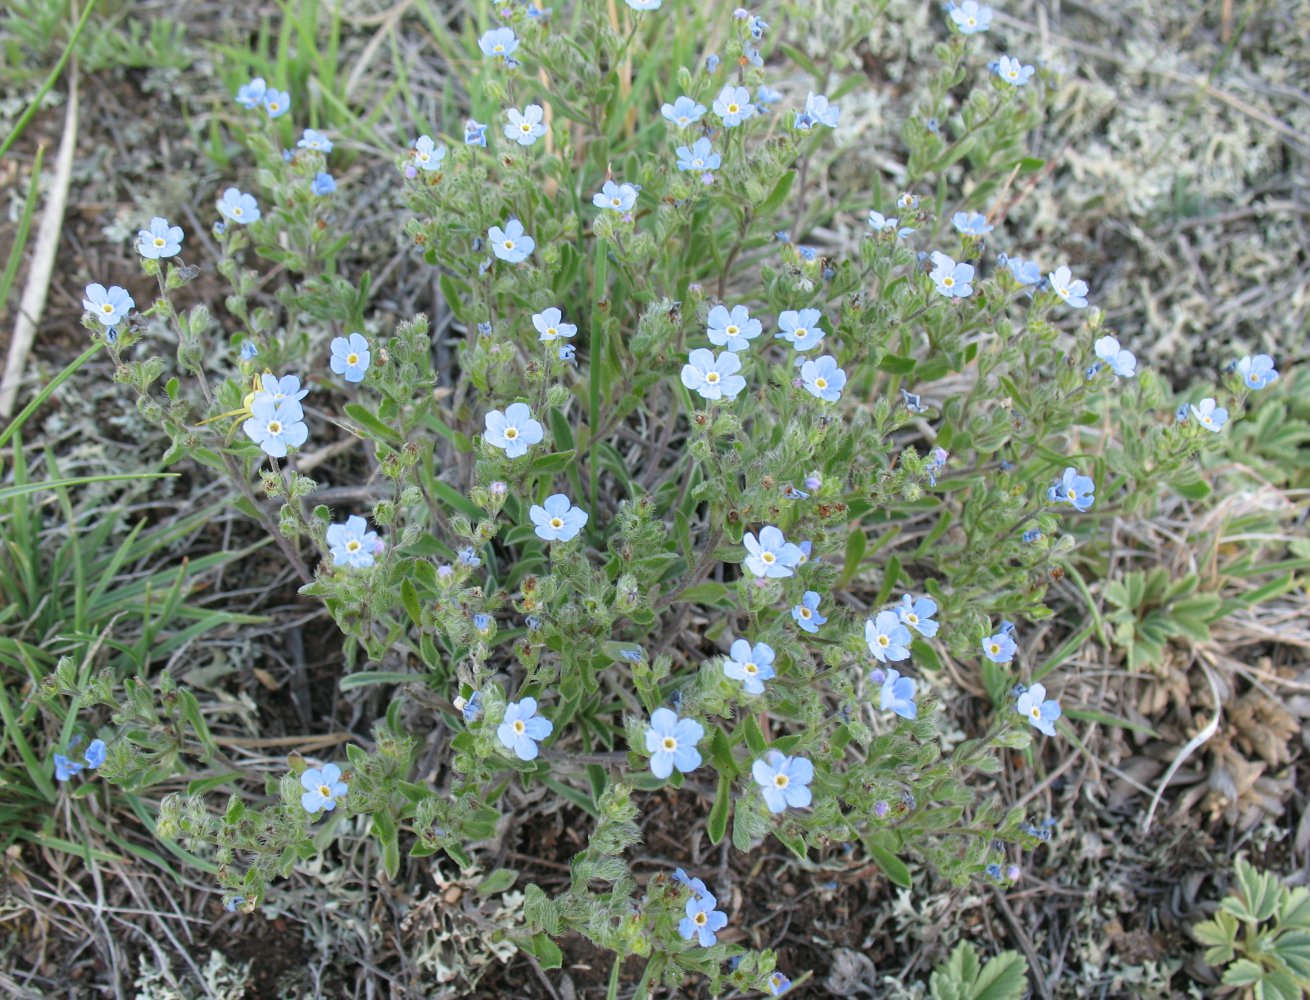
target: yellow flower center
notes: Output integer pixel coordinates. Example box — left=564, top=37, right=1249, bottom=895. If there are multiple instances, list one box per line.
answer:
left=815, top=377, right=828, bottom=390
left=800, top=608, right=811, bottom=618
left=662, top=736, right=677, bottom=751
left=774, top=774, right=789, bottom=788
left=726, top=325, right=739, bottom=336
left=1030, top=707, right=1042, bottom=719
left=520, top=123, right=532, bottom=133
left=504, top=427, right=519, bottom=439
left=761, top=551, right=776, bottom=564
left=546, top=327, right=557, bottom=336
left=966, top=16, right=977, bottom=26
left=878, top=635, right=890, bottom=647
left=513, top=720, right=525, bottom=734
left=943, top=276, right=955, bottom=287
left=1068, top=489, right=1078, bottom=500
left=794, top=328, right=808, bottom=339
left=1059, top=286, right=1069, bottom=296
left=743, top=662, right=758, bottom=675
left=346, top=540, right=361, bottom=552
left=549, top=517, right=563, bottom=529
left=233, top=207, right=243, bottom=217
left=611, top=197, right=621, bottom=206
left=706, top=371, right=721, bottom=384
left=694, top=911, right=707, bottom=926
left=318, top=784, right=332, bottom=798
left=906, top=613, right=918, bottom=624
left=493, top=44, right=504, bottom=52
left=153, top=237, right=165, bottom=247
left=268, top=102, right=280, bottom=112
left=267, top=420, right=282, bottom=434
left=346, top=352, right=359, bottom=366
left=418, top=153, right=429, bottom=162
left=101, top=304, right=114, bottom=313
left=727, top=103, right=739, bottom=114
left=503, top=240, right=515, bottom=250
left=989, top=643, right=1000, bottom=654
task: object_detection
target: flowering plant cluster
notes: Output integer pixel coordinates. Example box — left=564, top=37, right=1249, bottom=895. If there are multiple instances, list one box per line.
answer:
left=60, top=0, right=1287, bottom=994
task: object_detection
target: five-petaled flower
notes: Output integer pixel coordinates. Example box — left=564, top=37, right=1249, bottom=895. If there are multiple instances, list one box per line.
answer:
left=489, top=219, right=535, bottom=263
left=952, top=211, right=993, bottom=235
left=753, top=750, right=813, bottom=813
left=706, top=304, right=762, bottom=351
left=792, top=591, right=827, bottom=633
left=498, top=697, right=553, bottom=760
left=484, top=402, right=544, bottom=458
left=243, top=398, right=308, bottom=458
left=217, top=188, right=260, bottom=225
left=533, top=307, right=577, bottom=342
left=776, top=308, right=825, bottom=351
left=1050, top=467, right=1095, bottom=511
left=982, top=630, right=1017, bottom=663
left=1017, top=683, right=1061, bottom=736
left=478, top=27, right=519, bottom=58
left=681, top=348, right=746, bottom=400
left=1190, top=397, right=1228, bottom=432
left=768, top=971, right=793, bottom=996
left=1236, top=354, right=1278, bottom=390
left=661, top=96, right=706, bottom=127
left=676, top=137, right=721, bottom=173
left=869, top=211, right=915, bottom=238
left=253, top=373, right=309, bottom=406
left=679, top=894, right=728, bottom=947
left=136, top=217, right=184, bottom=259
left=800, top=355, right=846, bottom=402
left=950, top=0, right=993, bottom=33
left=83, top=283, right=135, bottom=327
left=879, top=667, right=918, bottom=719
left=235, top=77, right=267, bottom=109
left=996, top=55, right=1035, bottom=85
left=530, top=493, right=589, bottom=542
left=326, top=514, right=379, bottom=568
left=1094, top=336, right=1137, bottom=378
left=645, top=708, right=704, bottom=779
left=897, top=594, right=939, bottom=637
left=865, top=610, right=913, bottom=662
left=723, top=638, right=777, bottom=695
left=593, top=180, right=638, bottom=212
left=298, top=129, right=333, bottom=153
left=1006, top=256, right=1043, bottom=285
left=330, top=332, right=372, bottom=383
left=713, top=85, right=757, bottom=127
left=412, top=135, right=446, bottom=171
left=262, top=88, right=291, bottom=118
left=465, top=119, right=488, bottom=146
left=743, top=525, right=802, bottom=578
left=311, top=172, right=336, bottom=196
left=797, top=91, right=840, bottom=128
left=300, top=763, right=347, bottom=814
left=505, top=104, right=547, bottom=145
left=930, top=251, right=974, bottom=298
left=1048, top=265, right=1088, bottom=308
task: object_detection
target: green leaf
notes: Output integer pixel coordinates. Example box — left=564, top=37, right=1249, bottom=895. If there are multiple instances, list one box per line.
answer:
left=877, top=353, right=917, bottom=376
left=677, top=581, right=734, bottom=607
left=477, top=868, right=519, bottom=896
left=372, top=811, right=400, bottom=879
left=759, top=170, right=796, bottom=214
left=344, top=403, right=403, bottom=444
left=840, top=527, right=867, bottom=586
left=971, top=950, right=1030, bottom=1000
left=338, top=671, right=419, bottom=690
left=400, top=578, right=423, bottom=628
left=521, top=932, right=563, bottom=970
left=741, top=713, right=767, bottom=757
left=868, top=844, right=911, bottom=888
left=707, top=773, right=731, bottom=845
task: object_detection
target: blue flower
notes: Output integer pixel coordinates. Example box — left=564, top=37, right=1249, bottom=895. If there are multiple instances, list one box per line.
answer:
left=1005, top=256, right=1043, bottom=285
left=530, top=493, right=588, bottom=542
left=901, top=389, right=925, bottom=413
left=661, top=96, right=706, bottom=127
left=479, top=27, right=518, bottom=57
left=705, top=53, right=720, bottom=72
left=878, top=667, right=918, bottom=719
left=300, top=763, right=347, bottom=814
left=483, top=404, right=543, bottom=461
left=792, top=591, right=827, bottom=633
left=749, top=15, right=769, bottom=38
left=298, top=129, right=333, bottom=153
left=412, top=135, right=446, bottom=171
left=1049, top=265, right=1088, bottom=308
left=136, top=217, right=184, bottom=259
left=54, top=752, right=83, bottom=782
left=619, top=648, right=643, bottom=662
left=1094, top=336, right=1136, bottom=377
left=681, top=348, right=746, bottom=400
left=253, top=373, right=309, bottom=405
left=723, top=639, right=776, bottom=695
left=752, top=750, right=813, bottom=813
left=505, top=104, right=547, bottom=145
left=326, top=514, right=379, bottom=568
left=800, top=355, right=846, bottom=402
left=869, top=211, right=915, bottom=238
left=713, top=85, right=756, bottom=126
left=488, top=219, right=535, bottom=263
left=235, top=77, right=267, bottom=109
left=1190, top=397, right=1228, bottom=432
left=645, top=708, right=703, bottom=779
left=897, top=192, right=921, bottom=211
left=461, top=691, right=484, bottom=723
left=982, top=631, right=1017, bottom=663
left=330, top=332, right=371, bottom=382
left=1017, top=683, right=1061, bottom=736
left=706, top=304, right=762, bottom=351
left=1022, top=529, right=1042, bottom=543
left=242, top=398, right=308, bottom=458
left=224, top=896, right=246, bottom=913
left=262, top=88, right=291, bottom=118
left=865, top=610, right=912, bottom=663
left=679, top=895, right=728, bottom=947
left=1236, top=354, right=1278, bottom=389
left=1051, top=467, right=1095, bottom=511
left=897, top=594, right=939, bottom=637
left=996, top=55, right=1036, bottom=85
left=82, top=283, right=135, bottom=327
left=593, top=180, right=638, bottom=212
left=768, top=971, right=792, bottom=995
left=216, top=188, right=260, bottom=225
left=950, top=0, right=992, bottom=33
left=775, top=308, right=825, bottom=351
left=498, top=697, right=553, bottom=761
left=533, top=307, right=576, bottom=341
left=930, top=251, right=974, bottom=297
left=464, top=119, right=488, bottom=146
left=672, top=867, right=711, bottom=899
left=952, top=211, right=993, bottom=235
left=755, top=84, right=782, bottom=107
left=625, top=0, right=662, bottom=8
left=676, top=136, right=720, bottom=172
left=743, top=525, right=802, bottom=578
left=311, top=172, right=336, bottom=196
left=240, top=342, right=258, bottom=361
left=799, top=92, right=839, bottom=128
left=457, top=546, right=481, bottom=567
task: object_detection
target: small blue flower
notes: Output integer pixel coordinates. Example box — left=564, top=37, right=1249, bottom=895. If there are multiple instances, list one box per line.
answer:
left=985, top=863, right=1003, bottom=880
left=900, top=389, right=926, bottom=413
left=530, top=493, right=589, bottom=542
left=792, top=591, right=827, bottom=633
left=869, top=211, right=915, bottom=238
left=950, top=0, right=992, bottom=33
left=300, top=763, right=347, bottom=814
left=330, top=332, right=371, bottom=382
left=776, top=308, right=825, bottom=351
left=472, top=612, right=492, bottom=634
left=457, top=547, right=481, bottom=568
left=768, top=971, right=792, bottom=995
left=800, top=355, right=846, bottom=402
left=216, top=188, right=260, bottom=225
left=865, top=610, right=912, bottom=663
left=242, top=398, right=308, bottom=458
left=1006, top=256, right=1043, bottom=285
left=676, top=136, right=720, bottom=173
left=679, top=894, right=728, bottom=947
left=800, top=91, right=839, bottom=128
left=240, top=341, right=259, bottom=361
left=224, top=896, right=246, bottom=913
left=755, top=84, right=782, bottom=107
left=743, top=525, right=802, bottom=578
left=53, top=753, right=82, bottom=782
left=1190, top=397, right=1228, bottom=432
left=1094, top=336, right=1136, bottom=377
left=311, top=172, right=336, bottom=196
left=253, top=373, right=309, bottom=405
left=897, top=192, right=921, bottom=211
left=1022, top=529, right=1042, bottom=543
left=897, top=594, right=939, bottom=637
left=672, top=867, right=711, bottom=899
left=235, top=77, right=267, bottom=109
left=1176, top=403, right=1190, bottom=423
left=982, top=631, right=1017, bottom=663
left=484, top=402, right=545, bottom=458
left=661, top=96, right=706, bottom=127
left=464, top=119, right=488, bottom=146
left=326, top=514, right=379, bottom=568
left=1016, top=683, right=1061, bottom=736
left=749, top=15, right=769, bottom=38
left=952, top=211, right=993, bottom=235
left=723, top=639, right=776, bottom=695
left=298, top=129, right=333, bottom=153
left=930, top=251, right=974, bottom=297
left=498, top=697, right=553, bottom=761
left=1236, top=354, right=1278, bottom=389
left=645, top=708, right=703, bottom=779
left=488, top=219, right=535, bottom=263
left=625, top=0, right=663, bottom=8
left=713, top=85, right=756, bottom=126
left=1051, top=467, right=1095, bottom=511
left=136, top=217, right=184, bottom=259
left=558, top=344, right=577, bottom=363
left=996, top=55, right=1036, bottom=85
left=878, top=667, right=918, bottom=719
left=412, top=135, right=446, bottom=171
left=593, top=179, right=638, bottom=212
left=705, top=53, right=721, bottom=73
left=1049, top=265, right=1088, bottom=308
left=706, top=304, right=761, bottom=351
left=462, top=691, right=484, bottom=723
left=752, top=750, right=813, bottom=813
left=619, top=648, right=644, bottom=662
left=533, top=307, right=576, bottom=342
left=479, top=27, right=519, bottom=58
left=82, top=283, right=135, bottom=327
left=999, top=620, right=1016, bottom=636
left=262, top=89, right=290, bottom=119
left=505, top=104, right=547, bottom=145
left=681, top=348, right=746, bottom=401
